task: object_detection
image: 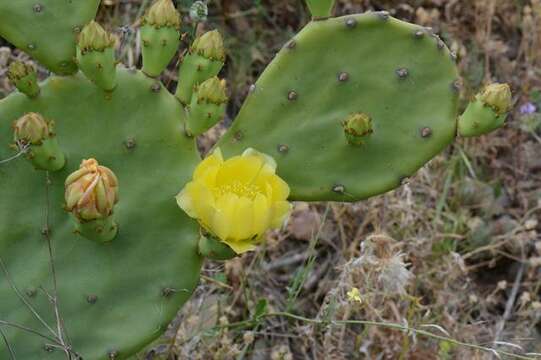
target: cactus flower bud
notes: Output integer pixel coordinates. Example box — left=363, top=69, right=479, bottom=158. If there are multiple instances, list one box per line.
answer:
left=342, top=113, right=373, bottom=146
left=77, top=21, right=117, bottom=91
left=190, top=1, right=208, bottom=22
left=140, top=0, right=181, bottom=77
left=65, top=159, right=119, bottom=222
left=142, top=0, right=181, bottom=29
left=195, top=77, right=227, bottom=104
left=459, top=83, right=513, bottom=137
left=188, top=77, right=228, bottom=135
left=13, top=112, right=49, bottom=145
left=8, top=61, right=34, bottom=82
left=7, top=61, right=40, bottom=98
left=12, top=113, right=65, bottom=171
left=478, top=83, right=512, bottom=116
left=78, top=21, right=116, bottom=53
left=175, top=30, right=226, bottom=104
left=176, top=148, right=292, bottom=254
left=191, top=30, right=225, bottom=62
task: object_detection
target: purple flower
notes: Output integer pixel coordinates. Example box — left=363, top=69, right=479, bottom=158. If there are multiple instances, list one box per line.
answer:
left=520, top=102, right=536, bottom=115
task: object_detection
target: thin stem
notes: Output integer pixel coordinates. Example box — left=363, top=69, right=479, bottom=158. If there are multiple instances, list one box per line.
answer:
left=0, top=257, right=57, bottom=337
left=0, top=325, right=16, bottom=359
left=263, top=312, right=535, bottom=360
left=0, top=142, right=29, bottom=165
left=44, top=172, right=71, bottom=359
left=0, top=320, right=60, bottom=345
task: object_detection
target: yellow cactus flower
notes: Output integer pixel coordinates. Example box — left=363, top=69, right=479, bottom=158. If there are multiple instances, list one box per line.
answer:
left=347, top=287, right=362, bottom=303
left=176, top=148, right=292, bottom=254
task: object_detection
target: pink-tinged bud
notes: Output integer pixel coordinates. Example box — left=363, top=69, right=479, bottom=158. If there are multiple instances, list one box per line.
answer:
left=65, top=159, right=119, bottom=221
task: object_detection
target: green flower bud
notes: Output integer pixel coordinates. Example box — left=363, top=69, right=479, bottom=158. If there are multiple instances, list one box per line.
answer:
left=13, top=112, right=50, bottom=145
left=191, top=30, right=225, bottom=62
left=7, top=61, right=35, bottom=82
left=342, top=113, right=373, bottom=146
left=478, top=83, right=512, bottom=115
left=65, top=158, right=119, bottom=221
left=195, top=77, right=228, bottom=104
left=7, top=61, right=40, bottom=98
left=78, top=21, right=116, bottom=53
left=142, top=0, right=181, bottom=29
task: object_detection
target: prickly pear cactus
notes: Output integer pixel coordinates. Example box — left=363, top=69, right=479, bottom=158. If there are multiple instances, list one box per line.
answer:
left=0, top=0, right=510, bottom=359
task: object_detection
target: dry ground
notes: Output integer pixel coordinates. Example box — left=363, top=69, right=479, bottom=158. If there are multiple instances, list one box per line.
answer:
left=1, top=0, right=540, bottom=359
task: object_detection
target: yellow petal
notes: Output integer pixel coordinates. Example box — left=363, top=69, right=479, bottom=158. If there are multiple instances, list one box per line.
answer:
left=232, top=196, right=253, bottom=241
left=212, top=193, right=237, bottom=240
left=242, top=148, right=277, bottom=172
left=252, top=193, right=270, bottom=236
left=176, top=181, right=215, bottom=225
left=194, top=148, right=224, bottom=181
left=223, top=239, right=257, bottom=254
left=215, top=155, right=264, bottom=185
left=257, top=174, right=290, bottom=201
left=270, top=201, right=292, bottom=228
left=199, top=164, right=219, bottom=189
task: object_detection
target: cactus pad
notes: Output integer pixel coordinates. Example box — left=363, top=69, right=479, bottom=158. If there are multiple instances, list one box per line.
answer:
left=218, top=13, right=460, bottom=202
left=0, top=69, right=202, bottom=358
left=0, top=0, right=100, bottom=74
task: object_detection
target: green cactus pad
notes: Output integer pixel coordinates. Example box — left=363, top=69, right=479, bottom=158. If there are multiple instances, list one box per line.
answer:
left=218, top=13, right=459, bottom=202
left=0, top=0, right=101, bottom=75
left=0, top=68, right=202, bottom=358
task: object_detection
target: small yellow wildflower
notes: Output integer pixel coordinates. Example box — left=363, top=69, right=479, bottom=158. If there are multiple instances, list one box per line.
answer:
left=176, top=148, right=291, bottom=254
left=347, top=287, right=362, bottom=303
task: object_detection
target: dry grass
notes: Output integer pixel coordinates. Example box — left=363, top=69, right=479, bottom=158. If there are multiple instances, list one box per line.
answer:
left=1, top=0, right=540, bottom=359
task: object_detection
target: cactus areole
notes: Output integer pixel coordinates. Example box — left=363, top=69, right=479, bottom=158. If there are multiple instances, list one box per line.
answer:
left=0, top=0, right=510, bottom=358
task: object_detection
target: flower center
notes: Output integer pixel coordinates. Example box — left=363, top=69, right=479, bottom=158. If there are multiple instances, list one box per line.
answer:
left=214, top=180, right=261, bottom=199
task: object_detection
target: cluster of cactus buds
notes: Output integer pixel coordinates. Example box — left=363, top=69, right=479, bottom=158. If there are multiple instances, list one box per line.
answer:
left=12, top=112, right=65, bottom=171
left=65, top=158, right=119, bottom=242
left=176, top=30, right=226, bottom=106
